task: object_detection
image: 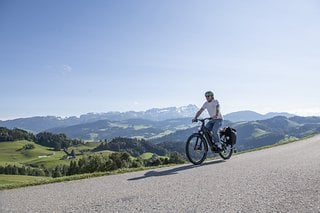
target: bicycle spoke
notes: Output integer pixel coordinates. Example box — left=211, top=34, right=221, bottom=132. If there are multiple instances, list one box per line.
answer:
left=186, top=135, right=207, bottom=164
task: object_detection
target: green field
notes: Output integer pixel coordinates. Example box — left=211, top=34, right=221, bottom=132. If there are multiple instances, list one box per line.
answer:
left=0, top=140, right=64, bottom=167
left=148, top=130, right=176, bottom=140
left=140, top=152, right=155, bottom=159
left=0, top=140, right=100, bottom=169
left=0, top=140, right=149, bottom=189
left=140, top=152, right=168, bottom=160
left=68, top=142, right=100, bottom=153
left=251, top=128, right=269, bottom=137
left=94, top=150, right=114, bottom=157
left=0, top=174, right=51, bottom=189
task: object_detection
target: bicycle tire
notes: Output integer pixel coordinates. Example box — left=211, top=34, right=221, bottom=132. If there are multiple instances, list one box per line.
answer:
left=185, top=133, right=208, bottom=165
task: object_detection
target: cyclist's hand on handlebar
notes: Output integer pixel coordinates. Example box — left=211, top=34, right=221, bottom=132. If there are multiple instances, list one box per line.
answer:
left=192, top=118, right=198, bottom=123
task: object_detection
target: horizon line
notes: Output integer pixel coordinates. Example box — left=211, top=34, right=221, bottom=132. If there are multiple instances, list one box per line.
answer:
left=1, top=105, right=319, bottom=121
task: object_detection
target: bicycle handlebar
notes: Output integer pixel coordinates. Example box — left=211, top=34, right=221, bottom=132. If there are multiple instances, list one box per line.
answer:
left=193, top=117, right=212, bottom=123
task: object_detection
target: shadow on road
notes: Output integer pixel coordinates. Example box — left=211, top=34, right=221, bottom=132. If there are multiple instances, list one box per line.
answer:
left=128, top=159, right=225, bottom=181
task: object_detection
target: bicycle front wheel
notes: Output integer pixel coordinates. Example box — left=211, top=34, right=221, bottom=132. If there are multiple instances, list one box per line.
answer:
left=186, top=133, right=208, bottom=165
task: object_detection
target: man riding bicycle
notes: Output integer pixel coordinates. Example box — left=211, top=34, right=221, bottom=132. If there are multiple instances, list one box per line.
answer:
left=192, top=91, right=223, bottom=149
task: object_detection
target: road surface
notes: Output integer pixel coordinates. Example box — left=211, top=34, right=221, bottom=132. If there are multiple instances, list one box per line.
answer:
left=1, top=135, right=320, bottom=212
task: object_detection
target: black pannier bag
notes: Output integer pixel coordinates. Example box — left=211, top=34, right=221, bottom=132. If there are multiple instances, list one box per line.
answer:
left=221, top=127, right=237, bottom=145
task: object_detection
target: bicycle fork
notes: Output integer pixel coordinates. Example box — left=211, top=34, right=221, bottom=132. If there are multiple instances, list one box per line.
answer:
left=194, top=136, right=203, bottom=150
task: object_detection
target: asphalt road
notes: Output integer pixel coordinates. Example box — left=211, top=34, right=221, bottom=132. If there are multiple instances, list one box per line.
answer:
left=1, top=135, right=320, bottom=213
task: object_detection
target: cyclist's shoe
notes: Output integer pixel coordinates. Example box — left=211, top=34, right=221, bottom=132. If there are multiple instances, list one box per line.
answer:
left=215, top=143, right=223, bottom=150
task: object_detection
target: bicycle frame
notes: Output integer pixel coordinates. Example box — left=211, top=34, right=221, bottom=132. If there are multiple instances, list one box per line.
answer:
left=196, top=118, right=216, bottom=151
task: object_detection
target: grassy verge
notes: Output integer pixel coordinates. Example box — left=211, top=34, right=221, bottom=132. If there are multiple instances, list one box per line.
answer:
left=0, top=163, right=178, bottom=190
left=0, top=175, right=51, bottom=189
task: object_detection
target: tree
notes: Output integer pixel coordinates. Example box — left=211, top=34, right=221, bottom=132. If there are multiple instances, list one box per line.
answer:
left=78, top=156, right=89, bottom=173
left=35, top=132, right=83, bottom=149
left=52, top=166, right=62, bottom=178
left=23, top=143, right=35, bottom=150
left=54, top=142, right=61, bottom=151
left=105, top=158, right=117, bottom=171
left=34, top=168, right=45, bottom=176
left=109, top=152, right=132, bottom=169
left=62, top=165, right=69, bottom=176
left=168, top=152, right=185, bottom=164
left=131, top=158, right=143, bottom=168
left=44, top=168, right=52, bottom=177
left=0, top=127, right=35, bottom=142
left=68, top=161, right=79, bottom=175
left=87, top=155, right=103, bottom=173
left=18, top=166, right=27, bottom=175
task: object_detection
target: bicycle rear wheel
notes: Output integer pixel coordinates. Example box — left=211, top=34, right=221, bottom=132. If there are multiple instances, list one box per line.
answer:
left=219, top=135, right=233, bottom=160
left=186, top=133, right=208, bottom=165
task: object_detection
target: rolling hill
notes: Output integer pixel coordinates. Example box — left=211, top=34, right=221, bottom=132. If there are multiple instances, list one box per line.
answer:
left=47, top=118, right=195, bottom=141
left=157, top=116, right=320, bottom=151
left=43, top=116, right=320, bottom=152
left=0, top=140, right=69, bottom=168
left=224, top=110, right=295, bottom=122
left=93, top=137, right=167, bottom=157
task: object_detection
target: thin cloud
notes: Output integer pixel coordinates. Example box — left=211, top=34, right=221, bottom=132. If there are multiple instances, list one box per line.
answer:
left=62, top=64, right=72, bottom=74
left=288, top=107, right=320, bottom=116
left=45, top=64, right=73, bottom=76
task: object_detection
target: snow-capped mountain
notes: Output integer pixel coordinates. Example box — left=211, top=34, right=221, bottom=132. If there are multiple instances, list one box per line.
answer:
left=0, top=105, right=199, bottom=133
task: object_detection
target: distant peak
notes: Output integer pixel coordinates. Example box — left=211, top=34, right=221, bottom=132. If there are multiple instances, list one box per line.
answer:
left=224, top=110, right=296, bottom=122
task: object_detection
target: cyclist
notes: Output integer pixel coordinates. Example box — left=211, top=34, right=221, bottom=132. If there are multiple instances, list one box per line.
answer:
left=192, top=91, right=223, bottom=149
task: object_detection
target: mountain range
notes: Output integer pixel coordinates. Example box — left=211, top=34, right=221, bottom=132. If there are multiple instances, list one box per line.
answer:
left=0, top=105, right=198, bottom=132
left=1, top=105, right=320, bottom=152
left=43, top=115, right=320, bottom=152
left=0, top=105, right=296, bottom=133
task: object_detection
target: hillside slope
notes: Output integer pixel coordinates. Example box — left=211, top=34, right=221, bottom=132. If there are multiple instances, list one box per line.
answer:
left=158, top=116, right=320, bottom=151
left=48, top=118, right=195, bottom=141
left=0, top=140, right=67, bottom=168
left=224, top=110, right=295, bottom=122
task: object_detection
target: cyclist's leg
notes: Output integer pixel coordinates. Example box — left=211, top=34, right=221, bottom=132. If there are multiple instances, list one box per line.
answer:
left=212, top=119, right=223, bottom=144
left=205, top=120, right=214, bottom=131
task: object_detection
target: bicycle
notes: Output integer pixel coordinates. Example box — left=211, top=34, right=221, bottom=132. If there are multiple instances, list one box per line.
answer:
left=186, top=117, right=237, bottom=165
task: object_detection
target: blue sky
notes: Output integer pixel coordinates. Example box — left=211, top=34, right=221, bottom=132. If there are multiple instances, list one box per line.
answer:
left=1, top=0, right=319, bottom=119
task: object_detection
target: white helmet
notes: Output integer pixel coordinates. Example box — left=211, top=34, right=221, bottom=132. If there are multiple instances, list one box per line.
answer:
left=205, top=91, right=214, bottom=97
